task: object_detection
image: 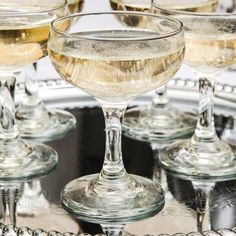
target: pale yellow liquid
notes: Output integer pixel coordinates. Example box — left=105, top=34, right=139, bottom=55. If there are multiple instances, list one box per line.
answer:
left=0, top=8, right=67, bottom=70
left=185, top=33, right=236, bottom=74
left=0, top=24, right=49, bottom=70
left=110, top=0, right=149, bottom=11
left=110, top=0, right=150, bottom=27
left=111, top=0, right=218, bottom=12
left=48, top=30, right=184, bottom=103
left=156, top=0, right=218, bottom=12
left=153, top=0, right=236, bottom=74
left=111, top=0, right=218, bottom=28
left=68, top=0, right=84, bottom=14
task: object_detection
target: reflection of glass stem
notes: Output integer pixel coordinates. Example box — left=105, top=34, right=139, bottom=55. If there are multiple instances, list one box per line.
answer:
left=101, top=224, right=124, bottom=236
left=150, top=143, right=169, bottom=194
left=192, top=182, right=215, bottom=233
left=0, top=183, right=23, bottom=225
left=152, top=148, right=162, bottom=182
left=151, top=148, right=165, bottom=184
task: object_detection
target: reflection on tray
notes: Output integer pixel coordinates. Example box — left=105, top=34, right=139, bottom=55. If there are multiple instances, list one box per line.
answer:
left=1, top=106, right=233, bottom=236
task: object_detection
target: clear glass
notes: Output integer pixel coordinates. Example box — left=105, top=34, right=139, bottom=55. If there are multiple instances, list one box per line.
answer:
left=15, top=0, right=76, bottom=142
left=153, top=2, right=236, bottom=180
left=48, top=11, right=185, bottom=233
left=0, top=0, right=74, bottom=225
left=190, top=180, right=215, bottom=234
left=109, top=0, right=196, bottom=143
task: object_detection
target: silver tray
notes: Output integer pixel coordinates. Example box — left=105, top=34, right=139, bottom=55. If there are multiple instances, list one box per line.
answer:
left=3, top=77, right=236, bottom=236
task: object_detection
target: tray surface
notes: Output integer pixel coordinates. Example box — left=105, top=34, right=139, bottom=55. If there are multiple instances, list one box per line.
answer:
left=5, top=84, right=236, bottom=235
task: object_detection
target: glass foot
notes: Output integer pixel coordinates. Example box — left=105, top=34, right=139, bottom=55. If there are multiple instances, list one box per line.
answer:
left=0, top=139, right=58, bottom=181
left=160, top=137, right=236, bottom=181
left=61, top=174, right=164, bottom=225
left=123, top=106, right=196, bottom=142
left=16, top=103, right=76, bottom=142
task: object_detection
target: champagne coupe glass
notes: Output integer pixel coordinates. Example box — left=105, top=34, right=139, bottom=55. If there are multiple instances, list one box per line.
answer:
left=48, top=11, right=185, bottom=233
left=9, top=0, right=70, bottom=222
left=153, top=1, right=236, bottom=180
left=0, top=0, right=69, bottom=225
left=109, top=0, right=201, bottom=143
left=15, top=0, right=76, bottom=142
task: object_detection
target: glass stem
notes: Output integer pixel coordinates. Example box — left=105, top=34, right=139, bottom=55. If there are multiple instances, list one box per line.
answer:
left=0, top=71, right=29, bottom=161
left=100, top=103, right=127, bottom=180
left=193, top=182, right=214, bottom=233
left=0, top=72, right=25, bottom=226
left=16, top=64, right=50, bottom=129
left=194, top=76, right=217, bottom=142
left=101, top=224, right=124, bottom=236
left=23, top=63, right=41, bottom=106
left=152, top=85, right=169, bottom=107
left=0, top=183, right=23, bottom=225
left=151, top=148, right=161, bottom=182
left=150, top=144, right=168, bottom=192
left=150, top=85, right=169, bottom=116
left=0, top=72, right=19, bottom=140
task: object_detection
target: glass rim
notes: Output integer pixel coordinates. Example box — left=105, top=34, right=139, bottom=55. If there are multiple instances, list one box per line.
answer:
left=0, top=0, right=66, bottom=16
left=50, top=11, right=184, bottom=41
left=152, top=1, right=236, bottom=17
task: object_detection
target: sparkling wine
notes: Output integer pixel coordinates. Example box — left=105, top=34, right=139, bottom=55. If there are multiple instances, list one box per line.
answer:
left=153, top=1, right=236, bottom=74
left=184, top=32, right=236, bottom=74
left=156, top=0, right=218, bottom=12
left=48, top=30, right=184, bottom=102
left=0, top=9, right=67, bottom=70
left=67, top=0, right=84, bottom=14
left=0, top=25, right=49, bottom=69
left=110, top=0, right=150, bottom=27
left=111, top=0, right=218, bottom=13
left=111, top=0, right=218, bottom=28
left=110, top=0, right=150, bottom=11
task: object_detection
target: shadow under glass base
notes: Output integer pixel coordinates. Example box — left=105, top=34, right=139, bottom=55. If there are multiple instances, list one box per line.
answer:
left=16, top=103, right=76, bottom=142
left=160, top=137, right=236, bottom=181
left=0, top=139, right=58, bottom=181
left=123, top=106, right=196, bottom=142
left=61, top=174, right=164, bottom=225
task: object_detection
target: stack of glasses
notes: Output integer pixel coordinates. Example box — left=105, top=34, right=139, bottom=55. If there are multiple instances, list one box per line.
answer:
left=0, top=0, right=236, bottom=235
